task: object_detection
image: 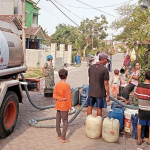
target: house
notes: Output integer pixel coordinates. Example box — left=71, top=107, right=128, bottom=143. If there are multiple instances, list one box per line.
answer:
left=0, top=15, right=22, bottom=36
left=25, top=26, right=46, bottom=49
left=0, top=0, right=48, bottom=49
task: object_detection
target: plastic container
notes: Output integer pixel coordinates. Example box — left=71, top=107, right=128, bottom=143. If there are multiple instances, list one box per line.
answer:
left=80, top=87, right=88, bottom=107
left=85, top=115, right=102, bottom=139
left=111, top=102, right=123, bottom=109
left=109, top=108, right=124, bottom=131
left=124, top=108, right=138, bottom=133
left=102, top=118, right=119, bottom=143
left=71, top=88, right=79, bottom=106
left=131, top=114, right=145, bottom=139
left=75, top=55, right=81, bottom=65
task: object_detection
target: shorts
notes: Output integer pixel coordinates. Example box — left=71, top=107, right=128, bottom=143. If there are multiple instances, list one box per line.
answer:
left=87, top=96, right=107, bottom=108
left=138, top=119, right=150, bottom=126
left=111, top=84, right=119, bottom=94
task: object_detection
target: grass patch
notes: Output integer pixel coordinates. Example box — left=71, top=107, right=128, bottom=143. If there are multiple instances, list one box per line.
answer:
left=24, top=67, right=44, bottom=78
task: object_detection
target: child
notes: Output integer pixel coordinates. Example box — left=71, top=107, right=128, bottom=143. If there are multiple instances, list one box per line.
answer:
left=63, top=63, right=68, bottom=70
left=134, top=71, right=150, bottom=145
left=111, top=69, right=121, bottom=99
left=53, top=69, right=72, bottom=143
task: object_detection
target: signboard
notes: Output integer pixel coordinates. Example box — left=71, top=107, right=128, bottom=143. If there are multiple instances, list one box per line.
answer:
left=0, top=30, right=9, bottom=70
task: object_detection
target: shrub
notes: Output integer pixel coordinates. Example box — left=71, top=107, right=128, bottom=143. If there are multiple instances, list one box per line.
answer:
left=138, top=63, right=150, bottom=82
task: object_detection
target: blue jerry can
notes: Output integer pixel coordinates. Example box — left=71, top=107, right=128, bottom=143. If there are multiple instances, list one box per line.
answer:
left=131, top=114, right=145, bottom=139
left=109, top=108, right=124, bottom=131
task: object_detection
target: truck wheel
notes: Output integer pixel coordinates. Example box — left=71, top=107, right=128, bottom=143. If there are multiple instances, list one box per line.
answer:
left=0, top=91, right=19, bottom=138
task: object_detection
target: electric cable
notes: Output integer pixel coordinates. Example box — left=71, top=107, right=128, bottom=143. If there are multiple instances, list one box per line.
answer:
left=39, top=2, right=64, bottom=21
left=56, top=0, right=133, bottom=9
left=54, top=0, right=83, bottom=20
left=76, top=0, right=119, bottom=18
left=47, top=0, right=79, bottom=26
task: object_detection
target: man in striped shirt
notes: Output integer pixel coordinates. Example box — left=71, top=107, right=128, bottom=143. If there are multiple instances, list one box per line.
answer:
left=134, top=71, right=150, bottom=145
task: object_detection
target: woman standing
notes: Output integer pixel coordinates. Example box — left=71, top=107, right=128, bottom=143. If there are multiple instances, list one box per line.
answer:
left=43, top=55, right=55, bottom=90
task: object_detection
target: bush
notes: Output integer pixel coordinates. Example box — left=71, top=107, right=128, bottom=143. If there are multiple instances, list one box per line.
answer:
left=138, top=63, right=150, bottom=82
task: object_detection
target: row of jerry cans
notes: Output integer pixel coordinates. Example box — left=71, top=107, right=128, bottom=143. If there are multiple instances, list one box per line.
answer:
left=109, top=102, right=149, bottom=139
left=71, top=84, right=89, bottom=107
left=85, top=115, right=119, bottom=143
left=79, top=84, right=97, bottom=107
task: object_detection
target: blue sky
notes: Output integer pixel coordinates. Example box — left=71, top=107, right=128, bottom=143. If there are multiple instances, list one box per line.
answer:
left=35, top=0, right=138, bottom=39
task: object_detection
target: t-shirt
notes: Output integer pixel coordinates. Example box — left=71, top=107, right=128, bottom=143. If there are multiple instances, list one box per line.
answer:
left=53, top=82, right=72, bottom=111
left=113, top=76, right=120, bottom=85
left=88, top=63, right=109, bottom=98
left=134, top=82, right=150, bottom=120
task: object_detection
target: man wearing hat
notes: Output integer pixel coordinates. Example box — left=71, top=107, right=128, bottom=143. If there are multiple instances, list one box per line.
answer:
left=43, top=55, right=55, bottom=90
left=87, top=52, right=110, bottom=117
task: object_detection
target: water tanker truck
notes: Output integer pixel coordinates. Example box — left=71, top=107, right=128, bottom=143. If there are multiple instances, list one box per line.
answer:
left=0, top=29, right=27, bottom=138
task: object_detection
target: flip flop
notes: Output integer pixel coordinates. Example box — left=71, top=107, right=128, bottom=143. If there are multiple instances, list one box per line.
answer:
left=147, top=141, right=150, bottom=145
left=137, top=140, right=143, bottom=145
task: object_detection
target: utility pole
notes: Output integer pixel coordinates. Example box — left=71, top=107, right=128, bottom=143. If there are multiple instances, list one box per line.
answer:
left=22, top=0, right=26, bottom=65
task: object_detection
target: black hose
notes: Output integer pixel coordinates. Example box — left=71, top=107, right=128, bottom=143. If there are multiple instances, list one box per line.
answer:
left=28, top=97, right=87, bottom=128
left=20, top=73, right=86, bottom=128
left=20, top=73, right=55, bottom=110
left=110, top=96, right=138, bottom=110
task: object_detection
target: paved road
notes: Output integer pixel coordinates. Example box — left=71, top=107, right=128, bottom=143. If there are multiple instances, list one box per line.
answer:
left=0, top=53, right=149, bottom=150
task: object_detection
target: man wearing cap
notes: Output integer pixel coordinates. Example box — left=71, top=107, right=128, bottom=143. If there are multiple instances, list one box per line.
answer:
left=87, top=52, right=110, bottom=117
left=43, top=55, right=55, bottom=90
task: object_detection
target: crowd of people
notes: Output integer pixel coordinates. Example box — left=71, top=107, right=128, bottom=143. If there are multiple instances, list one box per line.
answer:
left=42, top=52, right=150, bottom=145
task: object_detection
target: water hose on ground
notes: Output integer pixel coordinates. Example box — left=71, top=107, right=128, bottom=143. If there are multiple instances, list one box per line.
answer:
left=28, top=97, right=87, bottom=128
left=20, top=72, right=138, bottom=127
left=20, top=73, right=56, bottom=110
left=28, top=96, right=138, bottom=128
left=110, top=96, right=138, bottom=110
left=20, top=73, right=82, bottom=128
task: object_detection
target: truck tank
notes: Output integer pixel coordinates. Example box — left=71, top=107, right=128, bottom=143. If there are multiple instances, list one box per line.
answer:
left=0, top=30, right=24, bottom=70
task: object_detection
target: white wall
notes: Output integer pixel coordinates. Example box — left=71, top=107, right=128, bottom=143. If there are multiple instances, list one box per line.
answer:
left=25, top=44, right=72, bottom=69
left=0, top=0, right=14, bottom=15
left=10, top=22, right=22, bottom=36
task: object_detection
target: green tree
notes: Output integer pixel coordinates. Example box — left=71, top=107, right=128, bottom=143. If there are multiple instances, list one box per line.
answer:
left=110, top=3, right=136, bottom=30
left=51, top=24, right=80, bottom=50
left=79, top=15, right=108, bottom=57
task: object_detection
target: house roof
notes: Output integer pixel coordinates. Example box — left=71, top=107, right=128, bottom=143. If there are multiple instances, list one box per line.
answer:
left=25, top=26, right=46, bottom=39
left=26, top=0, right=40, bottom=10
left=0, top=15, right=22, bottom=30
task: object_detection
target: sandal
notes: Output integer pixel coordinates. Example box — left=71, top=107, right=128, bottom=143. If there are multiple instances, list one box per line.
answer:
left=147, top=141, right=150, bottom=145
left=137, top=140, right=143, bottom=145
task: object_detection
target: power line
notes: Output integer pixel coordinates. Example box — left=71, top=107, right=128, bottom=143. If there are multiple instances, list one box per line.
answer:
left=39, top=2, right=64, bottom=21
left=54, top=0, right=83, bottom=20
left=76, top=0, right=119, bottom=18
left=46, top=0, right=79, bottom=26
left=56, top=0, right=133, bottom=9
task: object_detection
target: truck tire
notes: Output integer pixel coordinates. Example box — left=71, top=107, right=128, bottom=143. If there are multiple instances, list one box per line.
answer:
left=0, top=91, right=19, bottom=138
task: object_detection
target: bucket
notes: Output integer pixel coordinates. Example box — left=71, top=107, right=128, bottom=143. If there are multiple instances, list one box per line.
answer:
left=124, top=109, right=138, bottom=133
